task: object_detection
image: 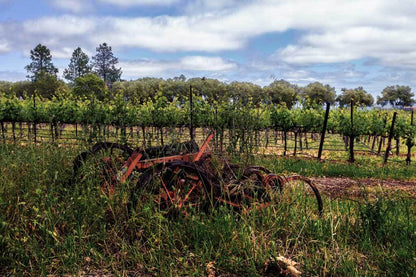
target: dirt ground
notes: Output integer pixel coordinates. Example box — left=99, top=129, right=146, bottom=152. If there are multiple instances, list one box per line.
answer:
left=310, top=177, right=416, bottom=199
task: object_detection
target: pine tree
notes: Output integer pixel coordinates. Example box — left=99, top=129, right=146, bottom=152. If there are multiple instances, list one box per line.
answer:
left=64, top=47, right=91, bottom=83
left=25, top=44, right=58, bottom=81
left=92, top=43, right=122, bottom=87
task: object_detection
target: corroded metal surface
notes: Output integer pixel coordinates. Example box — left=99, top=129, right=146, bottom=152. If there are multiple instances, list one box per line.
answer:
left=72, top=131, right=323, bottom=215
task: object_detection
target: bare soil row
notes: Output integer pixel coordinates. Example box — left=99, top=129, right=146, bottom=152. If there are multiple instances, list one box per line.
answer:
left=311, top=177, right=416, bottom=199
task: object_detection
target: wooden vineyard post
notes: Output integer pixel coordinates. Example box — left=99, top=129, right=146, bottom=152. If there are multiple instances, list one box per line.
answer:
left=33, top=91, right=37, bottom=143
left=0, top=122, right=5, bottom=140
left=214, top=106, right=218, bottom=150
left=294, top=130, right=298, bottom=156
left=283, top=130, right=287, bottom=156
left=349, top=101, right=355, bottom=163
left=384, top=112, right=397, bottom=165
left=189, top=85, right=194, bottom=141
left=318, top=102, right=330, bottom=161
left=142, top=126, right=146, bottom=147
left=50, top=122, right=54, bottom=142
left=371, top=134, right=377, bottom=152
left=377, top=117, right=387, bottom=155
left=406, top=109, right=414, bottom=165
left=11, top=122, right=15, bottom=142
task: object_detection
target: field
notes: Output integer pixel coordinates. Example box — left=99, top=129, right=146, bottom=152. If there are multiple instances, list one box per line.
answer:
left=1, top=129, right=415, bottom=276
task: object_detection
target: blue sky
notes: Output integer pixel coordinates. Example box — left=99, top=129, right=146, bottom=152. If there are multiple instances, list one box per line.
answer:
left=1, top=0, right=416, bottom=97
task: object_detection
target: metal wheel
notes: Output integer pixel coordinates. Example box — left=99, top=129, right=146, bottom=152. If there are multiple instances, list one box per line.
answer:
left=226, top=168, right=322, bottom=215
left=277, top=175, right=323, bottom=216
left=72, top=142, right=134, bottom=193
left=223, top=166, right=272, bottom=207
left=156, top=161, right=213, bottom=215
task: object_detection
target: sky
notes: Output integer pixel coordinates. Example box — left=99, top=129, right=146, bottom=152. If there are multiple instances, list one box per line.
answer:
left=1, top=0, right=416, bottom=97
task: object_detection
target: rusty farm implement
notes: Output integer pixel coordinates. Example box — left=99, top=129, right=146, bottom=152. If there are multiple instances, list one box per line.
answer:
left=72, top=131, right=323, bottom=216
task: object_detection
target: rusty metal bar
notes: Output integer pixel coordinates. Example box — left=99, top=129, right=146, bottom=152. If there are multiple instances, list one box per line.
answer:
left=119, top=151, right=143, bottom=183
left=194, top=130, right=214, bottom=162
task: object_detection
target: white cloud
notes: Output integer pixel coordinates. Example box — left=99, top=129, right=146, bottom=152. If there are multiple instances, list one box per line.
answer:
left=0, top=70, right=26, bottom=82
left=0, top=39, right=10, bottom=54
left=120, top=56, right=236, bottom=78
left=120, top=59, right=170, bottom=76
left=3, top=0, right=416, bottom=91
left=185, top=0, right=249, bottom=13
left=98, top=0, right=179, bottom=7
left=275, top=26, right=416, bottom=66
left=47, top=0, right=180, bottom=11
left=52, top=47, right=79, bottom=59
left=180, top=56, right=236, bottom=71
left=2, top=0, right=414, bottom=61
left=91, top=16, right=242, bottom=52
left=284, top=70, right=312, bottom=80
left=23, top=16, right=96, bottom=36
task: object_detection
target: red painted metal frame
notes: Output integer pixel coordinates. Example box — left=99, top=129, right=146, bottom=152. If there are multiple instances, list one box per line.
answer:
left=74, top=130, right=323, bottom=215
left=119, top=131, right=214, bottom=183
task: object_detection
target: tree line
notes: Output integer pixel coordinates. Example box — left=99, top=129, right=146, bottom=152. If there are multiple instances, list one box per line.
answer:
left=0, top=43, right=415, bottom=109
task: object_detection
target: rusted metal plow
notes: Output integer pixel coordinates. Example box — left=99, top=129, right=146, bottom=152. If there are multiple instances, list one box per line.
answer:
left=72, top=131, right=323, bottom=216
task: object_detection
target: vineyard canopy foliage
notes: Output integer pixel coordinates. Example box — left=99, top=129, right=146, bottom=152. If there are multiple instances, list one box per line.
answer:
left=0, top=93, right=415, bottom=144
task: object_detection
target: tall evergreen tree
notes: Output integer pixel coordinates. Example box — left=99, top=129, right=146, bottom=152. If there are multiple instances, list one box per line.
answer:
left=25, top=44, right=58, bottom=81
left=92, top=43, right=122, bottom=87
left=64, top=47, right=91, bottom=83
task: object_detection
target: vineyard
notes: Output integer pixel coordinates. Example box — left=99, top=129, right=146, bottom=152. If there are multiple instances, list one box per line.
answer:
left=1, top=94, right=416, bottom=275
left=1, top=94, right=415, bottom=163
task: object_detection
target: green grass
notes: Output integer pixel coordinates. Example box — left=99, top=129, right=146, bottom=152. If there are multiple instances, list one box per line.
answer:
left=1, top=142, right=415, bottom=275
left=257, top=154, right=416, bottom=180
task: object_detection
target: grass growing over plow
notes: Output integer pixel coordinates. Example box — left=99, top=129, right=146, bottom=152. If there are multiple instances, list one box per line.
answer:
left=0, top=142, right=415, bottom=276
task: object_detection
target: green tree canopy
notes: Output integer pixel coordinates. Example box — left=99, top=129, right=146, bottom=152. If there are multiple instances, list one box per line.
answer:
left=264, top=79, right=298, bottom=109
left=161, top=77, right=187, bottom=102
left=227, top=81, right=263, bottom=105
left=377, top=85, right=415, bottom=108
left=11, top=81, right=35, bottom=99
left=301, top=82, right=336, bottom=107
left=112, top=77, right=164, bottom=103
left=73, top=73, right=107, bottom=101
left=0, top=81, right=13, bottom=95
left=187, top=77, right=228, bottom=103
left=337, top=87, right=374, bottom=107
left=34, top=72, right=67, bottom=99
left=92, top=43, right=122, bottom=87
left=25, top=44, right=58, bottom=81
left=64, top=47, right=91, bottom=83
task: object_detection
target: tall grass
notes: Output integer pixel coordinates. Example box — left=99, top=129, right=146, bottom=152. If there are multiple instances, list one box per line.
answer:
left=1, top=142, right=415, bottom=275
left=258, top=154, right=416, bottom=180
